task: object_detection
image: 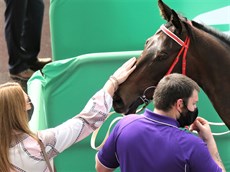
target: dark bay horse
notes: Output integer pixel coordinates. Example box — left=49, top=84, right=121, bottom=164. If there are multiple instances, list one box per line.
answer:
left=113, top=0, right=230, bottom=129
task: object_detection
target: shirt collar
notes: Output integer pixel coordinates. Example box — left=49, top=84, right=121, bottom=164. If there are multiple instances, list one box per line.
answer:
left=143, top=109, right=180, bottom=128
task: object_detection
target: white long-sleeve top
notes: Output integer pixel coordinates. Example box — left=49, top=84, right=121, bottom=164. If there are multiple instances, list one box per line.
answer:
left=9, top=89, right=112, bottom=172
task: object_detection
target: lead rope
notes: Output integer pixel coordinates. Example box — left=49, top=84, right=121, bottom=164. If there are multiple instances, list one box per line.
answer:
left=91, top=111, right=124, bottom=150
left=91, top=106, right=147, bottom=151
left=207, top=122, right=230, bottom=136
left=191, top=122, right=230, bottom=136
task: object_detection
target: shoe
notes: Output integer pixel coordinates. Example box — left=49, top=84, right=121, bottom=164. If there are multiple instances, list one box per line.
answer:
left=10, top=69, right=35, bottom=81
left=30, top=57, right=52, bottom=71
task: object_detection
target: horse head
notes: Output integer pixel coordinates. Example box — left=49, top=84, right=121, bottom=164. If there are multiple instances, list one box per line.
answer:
left=113, top=0, right=196, bottom=115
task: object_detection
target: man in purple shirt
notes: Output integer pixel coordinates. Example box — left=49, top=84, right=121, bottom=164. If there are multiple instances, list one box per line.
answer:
left=95, top=73, right=226, bottom=172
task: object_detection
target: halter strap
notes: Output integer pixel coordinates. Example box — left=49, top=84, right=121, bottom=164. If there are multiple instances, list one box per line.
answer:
left=160, top=25, right=184, bottom=46
left=160, top=25, right=190, bottom=75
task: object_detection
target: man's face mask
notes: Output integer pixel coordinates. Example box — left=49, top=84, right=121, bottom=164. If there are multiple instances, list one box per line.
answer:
left=27, top=97, right=34, bottom=121
left=177, top=101, right=198, bottom=128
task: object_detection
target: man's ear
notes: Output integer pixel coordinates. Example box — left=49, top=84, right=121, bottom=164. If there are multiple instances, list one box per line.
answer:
left=176, top=99, right=184, bottom=109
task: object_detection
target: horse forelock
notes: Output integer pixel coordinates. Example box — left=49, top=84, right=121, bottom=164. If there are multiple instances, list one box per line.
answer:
left=191, top=21, right=230, bottom=46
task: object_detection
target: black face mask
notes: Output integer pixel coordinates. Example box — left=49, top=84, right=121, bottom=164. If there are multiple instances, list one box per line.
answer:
left=177, top=107, right=198, bottom=128
left=27, top=99, right=34, bottom=121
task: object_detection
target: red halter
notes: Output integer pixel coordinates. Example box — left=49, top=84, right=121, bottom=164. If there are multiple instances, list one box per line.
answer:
left=160, top=25, right=190, bottom=75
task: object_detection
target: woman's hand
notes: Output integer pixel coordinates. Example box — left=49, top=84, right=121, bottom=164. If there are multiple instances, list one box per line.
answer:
left=111, top=57, right=137, bottom=85
left=104, top=57, right=136, bottom=96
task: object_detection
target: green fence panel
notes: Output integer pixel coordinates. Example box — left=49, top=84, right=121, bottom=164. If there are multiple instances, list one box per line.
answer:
left=49, top=0, right=159, bottom=60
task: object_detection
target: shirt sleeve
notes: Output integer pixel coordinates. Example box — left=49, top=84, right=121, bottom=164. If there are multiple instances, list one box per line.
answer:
left=38, top=88, right=113, bottom=155
left=97, top=122, right=120, bottom=169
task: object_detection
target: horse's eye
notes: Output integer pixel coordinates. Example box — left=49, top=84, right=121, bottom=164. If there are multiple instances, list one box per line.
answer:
left=157, top=53, right=168, bottom=61
left=145, top=38, right=151, bottom=46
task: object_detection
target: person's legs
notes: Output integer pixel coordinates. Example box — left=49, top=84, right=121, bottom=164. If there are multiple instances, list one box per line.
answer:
left=21, top=0, right=51, bottom=72
left=21, top=0, right=44, bottom=65
left=4, top=0, right=50, bottom=80
left=4, top=0, right=30, bottom=75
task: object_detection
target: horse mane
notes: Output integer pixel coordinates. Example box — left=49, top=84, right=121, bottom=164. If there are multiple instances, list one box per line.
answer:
left=191, top=20, right=230, bottom=46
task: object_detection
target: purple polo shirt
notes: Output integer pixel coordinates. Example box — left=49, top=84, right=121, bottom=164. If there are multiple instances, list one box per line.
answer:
left=97, top=109, right=222, bottom=172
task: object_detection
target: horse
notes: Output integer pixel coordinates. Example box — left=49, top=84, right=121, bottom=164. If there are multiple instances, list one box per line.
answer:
left=112, top=0, right=230, bottom=130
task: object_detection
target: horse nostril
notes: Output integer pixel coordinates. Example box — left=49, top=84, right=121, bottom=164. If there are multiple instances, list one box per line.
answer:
left=112, top=94, right=125, bottom=113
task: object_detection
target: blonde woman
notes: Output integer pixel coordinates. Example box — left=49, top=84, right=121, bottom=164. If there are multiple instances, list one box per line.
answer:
left=0, top=57, right=136, bottom=172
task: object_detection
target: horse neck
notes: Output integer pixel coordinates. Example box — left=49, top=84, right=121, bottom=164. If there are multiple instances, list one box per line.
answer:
left=187, top=29, right=230, bottom=128
left=188, top=28, right=230, bottom=85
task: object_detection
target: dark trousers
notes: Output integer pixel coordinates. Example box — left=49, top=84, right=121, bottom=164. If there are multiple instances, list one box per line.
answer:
left=4, top=0, right=44, bottom=74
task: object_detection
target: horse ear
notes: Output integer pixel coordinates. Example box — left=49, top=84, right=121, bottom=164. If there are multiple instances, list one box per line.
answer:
left=158, top=0, right=172, bottom=21
left=171, top=10, right=182, bottom=34
left=158, top=0, right=182, bottom=34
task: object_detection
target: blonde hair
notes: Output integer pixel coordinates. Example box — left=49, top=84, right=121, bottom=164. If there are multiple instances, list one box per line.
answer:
left=0, top=82, right=36, bottom=172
